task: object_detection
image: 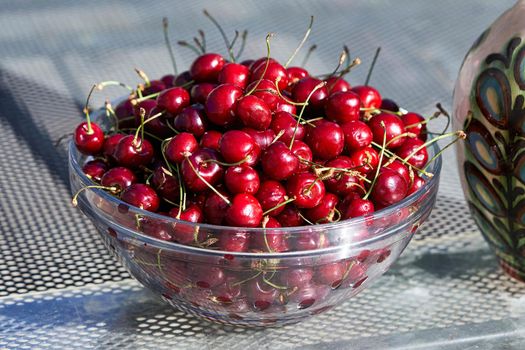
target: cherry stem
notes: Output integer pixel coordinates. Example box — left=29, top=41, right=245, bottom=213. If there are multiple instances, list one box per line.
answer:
left=162, top=17, right=178, bottom=75
left=365, top=47, right=381, bottom=86
left=317, top=57, right=361, bottom=79
left=177, top=40, right=201, bottom=56
left=232, top=271, right=262, bottom=287
left=228, top=30, right=240, bottom=56
left=201, top=157, right=247, bottom=167
left=184, top=154, right=231, bottom=205
left=118, top=128, right=164, bottom=142
left=262, top=273, right=288, bottom=290
left=436, top=103, right=451, bottom=135
left=193, top=36, right=205, bottom=54
left=284, top=15, right=314, bottom=68
left=329, top=49, right=347, bottom=78
left=199, top=29, right=207, bottom=52
left=385, top=132, right=417, bottom=147
left=132, top=91, right=162, bottom=104
left=262, top=197, right=295, bottom=216
left=403, top=130, right=464, bottom=164
left=246, top=33, right=274, bottom=96
left=298, top=213, right=315, bottom=225
left=134, top=110, right=163, bottom=143
left=71, top=185, right=118, bottom=206
left=261, top=216, right=274, bottom=253
left=203, top=9, right=236, bottom=62
left=104, top=100, right=119, bottom=129
left=420, top=131, right=466, bottom=173
left=96, top=80, right=133, bottom=93
left=300, top=44, right=317, bottom=67
left=161, top=140, right=185, bottom=217
left=235, top=30, right=248, bottom=60
left=360, top=107, right=402, bottom=116
left=83, top=84, right=97, bottom=134
left=364, top=122, right=387, bottom=200
left=134, top=68, right=151, bottom=87
left=289, top=81, right=327, bottom=149
left=273, top=77, right=309, bottom=106
left=370, top=141, right=432, bottom=177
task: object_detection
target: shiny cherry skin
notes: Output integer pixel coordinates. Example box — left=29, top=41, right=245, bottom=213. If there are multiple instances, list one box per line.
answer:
left=190, top=53, right=225, bottom=82
left=181, top=148, right=224, bottom=192
left=133, top=99, right=157, bottom=125
left=249, top=57, right=277, bottom=70
left=225, top=193, right=263, bottom=227
left=205, top=84, right=243, bottom=126
left=276, top=205, right=304, bottom=227
left=304, top=193, right=339, bottom=224
left=256, top=180, right=287, bottom=216
left=101, top=166, right=136, bottom=191
left=270, top=111, right=304, bottom=144
left=324, top=156, right=364, bottom=196
left=218, top=231, right=250, bottom=252
left=351, top=85, right=382, bottom=109
left=315, top=262, right=345, bottom=287
left=82, top=159, right=108, bottom=182
left=151, top=165, right=180, bottom=203
left=156, top=87, right=190, bottom=115
left=380, top=98, right=400, bottom=113
left=341, top=120, right=373, bottom=151
left=275, top=98, right=297, bottom=114
left=241, top=128, right=275, bottom=151
left=292, top=77, right=328, bottom=112
left=370, top=169, right=408, bottom=207
left=113, top=135, right=154, bottom=168
left=199, top=130, right=222, bottom=151
left=224, top=165, right=260, bottom=195
left=325, top=76, right=350, bottom=94
left=383, top=159, right=411, bottom=186
left=290, top=140, right=313, bottom=172
left=251, top=217, right=289, bottom=252
left=395, top=138, right=428, bottom=169
left=324, top=91, right=361, bottom=123
left=120, top=183, right=160, bottom=212
left=144, top=106, right=172, bottom=139
left=74, top=122, right=104, bottom=155
left=408, top=174, right=426, bottom=195
left=235, top=95, right=272, bottom=130
left=261, top=141, right=299, bottom=180
left=165, top=132, right=198, bottom=164
left=204, top=190, right=230, bottom=225
left=287, top=172, right=325, bottom=209
left=173, top=105, right=207, bottom=137
left=286, top=66, right=309, bottom=86
left=368, top=112, right=407, bottom=149
left=219, top=130, right=259, bottom=165
left=250, top=61, right=288, bottom=91
left=304, top=120, right=344, bottom=160
left=246, top=278, right=279, bottom=311
left=400, top=112, right=427, bottom=141
left=218, top=62, right=250, bottom=89
left=103, top=134, right=125, bottom=163
left=247, top=79, right=280, bottom=111
left=342, top=197, right=374, bottom=219
left=351, top=146, right=379, bottom=174
left=190, top=83, right=217, bottom=104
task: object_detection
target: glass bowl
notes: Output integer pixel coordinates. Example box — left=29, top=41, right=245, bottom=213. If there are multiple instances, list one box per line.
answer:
left=68, top=111, right=442, bottom=327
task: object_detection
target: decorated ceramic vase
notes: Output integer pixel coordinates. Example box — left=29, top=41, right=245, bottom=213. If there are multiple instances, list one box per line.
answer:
left=453, top=0, right=525, bottom=280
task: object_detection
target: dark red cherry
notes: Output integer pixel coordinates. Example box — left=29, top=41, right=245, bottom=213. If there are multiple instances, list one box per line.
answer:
left=252, top=217, right=288, bottom=252
left=383, top=160, right=411, bottom=186
left=114, top=99, right=136, bottom=128
left=275, top=98, right=297, bottom=114
left=304, top=193, right=339, bottom=224
left=151, top=165, right=180, bottom=203
left=408, top=174, right=426, bottom=195
left=156, top=87, right=190, bottom=115
left=190, top=53, right=225, bottom=82
left=225, top=193, right=263, bottom=227
left=341, top=120, right=373, bottom=151
left=249, top=57, right=277, bottom=70
left=74, top=122, right=104, bottom=155
left=120, top=183, right=159, bottom=212
left=205, top=84, right=243, bottom=126
left=293, top=231, right=328, bottom=250
left=292, top=77, right=328, bottom=112
left=165, top=132, right=198, bottom=164
left=144, top=106, right=172, bottom=139
left=351, top=85, right=382, bottom=109
left=142, top=80, right=166, bottom=96
left=250, top=61, right=288, bottom=91
left=324, top=156, right=364, bottom=196
left=101, top=166, right=136, bottom=191
left=304, top=120, right=344, bottom=160
left=113, top=135, right=154, bottom=168
left=256, top=180, right=287, bottom=216
left=271, top=111, right=304, bottom=144
left=199, top=130, right=222, bottom=151
left=160, top=74, right=175, bottom=87
left=290, top=140, right=313, bottom=172
left=351, top=146, right=379, bottom=174
left=190, top=83, right=217, bottom=104
left=247, top=79, right=279, bottom=111
left=368, top=113, right=406, bottom=149
left=276, top=205, right=304, bottom=227
left=192, top=266, right=225, bottom=289
left=324, top=91, right=361, bottom=123
left=380, top=98, right=400, bottom=113
left=181, top=148, right=224, bottom=192
left=371, top=169, right=408, bottom=207
left=204, top=190, right=230, bottom=225
left=315, top=262, right=345, bottom=287
left=225, top=165, right=260, bottom=195
left=400, top=112, right=427, bottom=141
left=246, top=278, right=279, bottom=311
left=82, top=159, right=108, bottom=182
left=172, top=105, right=207, bottom=137
left=218, top=62, right=250, bottom=89
left=174, top=71, right=192, bottom=87
left=395, top=138, right=428, bottom=169
left=235, top=95, right=272, bottom=130
left=342, top=197, right=374, bottom=219
left=140, top=218, right=172, bottom=241
left=242, top=128, right=275, bottom=151
left=286, top=66, right=309, bottom=86
left=279, top=268, right=313, bottom=289
left=219, top=130, right=259, bottom=165
left=103, top=134, right=125, bottom=163
left=218, top=231, right=250, bottom=252
left=286, top=172, right=325, bottom=209
left=325, top=76, right=350, bottom=94
left=169, top=205, right=204, bottom=243
left=261, top=141, right=299, bottom=180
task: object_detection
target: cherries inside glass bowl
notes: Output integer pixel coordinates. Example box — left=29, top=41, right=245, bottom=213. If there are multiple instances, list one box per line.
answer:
left=69, top=111, right=442, bottom=327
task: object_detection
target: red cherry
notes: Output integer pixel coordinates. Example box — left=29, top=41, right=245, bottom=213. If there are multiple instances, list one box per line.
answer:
left=395, top=138, right=428, bottom=169
left=205, top=84, right=243, bottom=126
left=235, top=95, right=272, bottom=130
left=156, top=87, right=190, bottom=115
left=160, top=74, right=175, bottom=87
left=113, top=135, right=154, bottom=168
left=246, top=278, right=279, bottom=311
left=133, top=99, right=157, bottom=125
left=246, top=79, right=279, bottom=111
left=199, top=130, right=222, bottom=151
left=324, top=156, right=364, bottom=196
left=204, top=190, right=230, bottom=225
left=292, top=77, right=328, bottom=112
left=351, top=146, right=379, bottom=174
left=192, top=266, right=225, bottom=289
left=275, top=98, right=297, bottom=114
left=140, top=218, right=172, bottom=241
left=250, top=61, right=288, bottom=91
left=82, top=159, right=108, bottom=182
left=190, top=83, right=217, bottom=104
left=219, top=130, right=259, bottom=165
left=251, top=217, right=289, bottom=252
left=241, top=128, right=275, bottom=151
left=408, top=174, right=426, bottom=195
left=351, top=85, right=382, bottom=109
left=173, top=71, right=193, bottom=87
left=120, top=183, right=159, bottom=212
left=172, top=105, right=207, bottom=137
left=143, top=80, right=166, bottom=96
left=400, top=112, right=427, bottom=141
left=190, top=53, right=225, bottom=82
left=304, top=193, right=339, bottom=224
left=103, top=134, right=125, bottom=163
left=289, top=283, right=329, bottom=309
left=342, top=197, right=374, bottom=219
left=286, top=66, right=309, bottom=86
left=224, top=165, right=260, bottom=195
left=212, top=276, right=242, bottom=303
left=218, top=62, right=250, bottom=89
left=371, top=169, right=408, bottom=207
left=101, top=166, right=136, bottom=191
left=383, top=160, right=411, bottom=186
left=293, top=231, right=328, bottom=250
left=181, top=148, right=224, bottom=192
left=151, top=166, right=180, bottom=203
left=225, top=193, right=263, bottom=227
left=256, top=180, right=287, bottom=216
left=218, top=231, right=250, bottom=252
left=261, top=141, right=299, bottom=180
left=325, top=76, right=350, bottom=94
left=249, top=57, right=277, bottom=70
left=114, top=99, right=136, bottom=128
left=304, top=120, right=344, bottom=160
left=368, top=113, right=406, bottom=149
left=144, top=106, right=172, bottom=139
left=341, top=120, right=373, bottom=151
left=286, top=172, right=325, bottom=209
left=290, top=140, right=313, bottom=172
left=271, top=111, right=304, bottom=144
left=315, top=262, right=345, bottom=287
left=165, top=132, right=198, bottom=164
left=276, top=205, right=304, bottom=227
left=324, top=91, right=361, bottom=123
left=74, top=122, right=104, bottom=155
left=279, top=268, right=313, bottom=288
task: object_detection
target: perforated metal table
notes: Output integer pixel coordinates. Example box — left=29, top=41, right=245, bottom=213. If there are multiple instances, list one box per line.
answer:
left=1, top=1, right=524, bottom=349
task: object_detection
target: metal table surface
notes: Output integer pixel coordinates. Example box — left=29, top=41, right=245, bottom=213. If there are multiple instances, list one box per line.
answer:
left=1, top=0, right=524, bottom=349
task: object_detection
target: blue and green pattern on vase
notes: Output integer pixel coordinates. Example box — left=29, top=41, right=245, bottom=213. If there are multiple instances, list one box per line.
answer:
left=464, top=37, right=525, bottom=276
